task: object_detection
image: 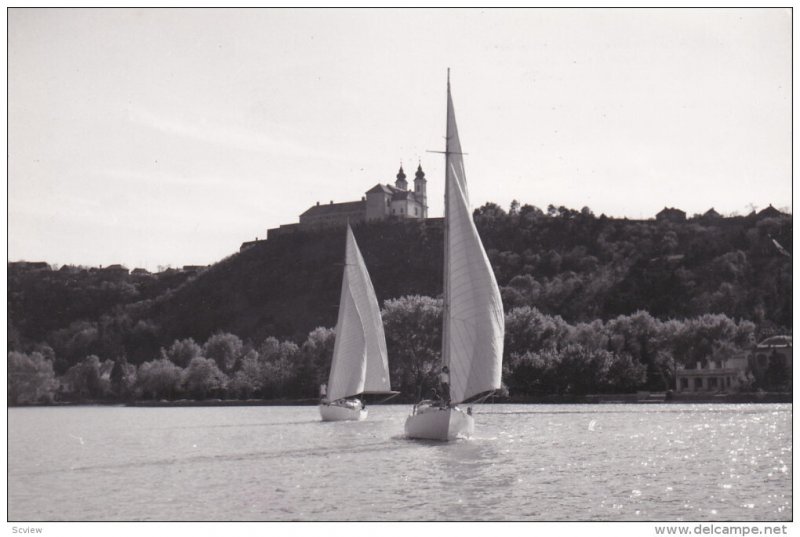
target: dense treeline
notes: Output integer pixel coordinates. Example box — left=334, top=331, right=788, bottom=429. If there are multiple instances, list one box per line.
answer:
left=7, top=203, right=792, bottom=404
left=473, top=203, right=792, bottom=331
left=7, top=296, right=774, bottom=405
left=8, top=265, right=195, bottom=346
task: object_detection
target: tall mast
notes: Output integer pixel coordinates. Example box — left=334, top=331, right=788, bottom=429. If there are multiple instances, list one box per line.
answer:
left=441, top=68, right=451, bottom=373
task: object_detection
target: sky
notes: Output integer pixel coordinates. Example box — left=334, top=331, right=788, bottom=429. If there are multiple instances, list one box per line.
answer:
left=8, top=8, right=792, bottom=271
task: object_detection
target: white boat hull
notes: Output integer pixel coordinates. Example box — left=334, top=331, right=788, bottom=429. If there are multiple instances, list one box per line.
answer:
left=404, top=404, right=474, bottom=441
left=319, top=402, right=367, bottom=422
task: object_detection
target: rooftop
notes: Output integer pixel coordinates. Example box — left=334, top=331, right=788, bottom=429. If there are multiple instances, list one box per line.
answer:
left=757, top=335, right=792, bottom=348
left=300, top=200, right=366, bottom=218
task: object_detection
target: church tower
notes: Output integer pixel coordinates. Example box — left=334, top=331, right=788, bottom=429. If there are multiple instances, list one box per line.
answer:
left=414, top=163, right=428, bottom=218
left=395, top=165, right=408, bottom=191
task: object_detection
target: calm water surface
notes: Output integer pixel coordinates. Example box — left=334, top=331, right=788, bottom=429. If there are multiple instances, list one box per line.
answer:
left=8, top=404, right=791, bottom=521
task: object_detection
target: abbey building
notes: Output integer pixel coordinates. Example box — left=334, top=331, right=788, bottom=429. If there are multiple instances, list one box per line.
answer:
left=264, top=164, right=428, bottom=240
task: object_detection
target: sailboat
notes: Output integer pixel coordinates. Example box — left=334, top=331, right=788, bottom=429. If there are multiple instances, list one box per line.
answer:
left=404, top=71, right=505, bottom=441
left=320, top=223, right=397, bottom=421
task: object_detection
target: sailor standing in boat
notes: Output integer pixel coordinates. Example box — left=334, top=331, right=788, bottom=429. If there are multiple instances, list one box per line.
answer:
left=440, top=366, right=451, bottom=406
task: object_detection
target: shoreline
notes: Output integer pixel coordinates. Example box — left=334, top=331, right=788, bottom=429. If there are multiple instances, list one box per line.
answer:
left=9, top=392, right=792, bottom=408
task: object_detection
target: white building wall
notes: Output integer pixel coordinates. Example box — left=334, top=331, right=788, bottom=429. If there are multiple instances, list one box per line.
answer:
left=366, top=192, right=390, bottom=221
left=390, top=199, right=425, bottom=219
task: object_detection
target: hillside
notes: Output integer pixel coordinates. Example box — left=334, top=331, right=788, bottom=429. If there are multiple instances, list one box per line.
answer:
left=8, top=204, right=792, bottom=372
left=148, top=206, right=792, bottom=344
left=150, top=219, right=445, bottom=344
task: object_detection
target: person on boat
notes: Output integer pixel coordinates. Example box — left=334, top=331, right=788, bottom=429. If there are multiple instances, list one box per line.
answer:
left=440, top=366, right=451, bottom=406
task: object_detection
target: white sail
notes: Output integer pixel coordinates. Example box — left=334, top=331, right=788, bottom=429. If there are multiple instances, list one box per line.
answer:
left=326, top=225, right=391, bottom=402
left=442, top=79, right=505, bottom=404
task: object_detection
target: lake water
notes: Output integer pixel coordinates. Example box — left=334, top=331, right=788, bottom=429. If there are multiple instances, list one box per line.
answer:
left=7, top=404, right=791, bottom=521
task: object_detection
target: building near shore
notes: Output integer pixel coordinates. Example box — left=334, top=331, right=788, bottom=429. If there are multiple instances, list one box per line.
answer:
left=750, top=335, right=792, bottom=389
left=675, top=335, right=793, bottom=393
left=675, top=356, right=750, bottom=393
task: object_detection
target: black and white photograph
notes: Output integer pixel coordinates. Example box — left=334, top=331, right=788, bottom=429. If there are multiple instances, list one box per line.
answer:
left=6, top=7, right=792, bottom=531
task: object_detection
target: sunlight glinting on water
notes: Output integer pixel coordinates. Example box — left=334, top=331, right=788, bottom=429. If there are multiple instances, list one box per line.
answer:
left=8, top=404, right=791, bottom=521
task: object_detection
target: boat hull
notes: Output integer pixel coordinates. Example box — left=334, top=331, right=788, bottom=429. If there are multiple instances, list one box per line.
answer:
left=319, top=402, right=367, bottom=422
left=404, top=404, right=474, bottom=441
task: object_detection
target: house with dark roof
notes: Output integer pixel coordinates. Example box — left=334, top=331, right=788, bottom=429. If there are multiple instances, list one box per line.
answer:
left=656, top=207, right=686, bottom=223
left=100, top=264, right=129, bottom=279
left=756, top=204, right=786, bottom=219
left=701, top=208, right=723, bottom=221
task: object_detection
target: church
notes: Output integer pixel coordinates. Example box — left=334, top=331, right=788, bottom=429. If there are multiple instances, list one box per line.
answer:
left=265, top=164, right=428, bottom=240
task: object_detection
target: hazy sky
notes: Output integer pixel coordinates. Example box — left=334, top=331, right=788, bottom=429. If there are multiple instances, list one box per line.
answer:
left=8, top=8, right=791, bottom=271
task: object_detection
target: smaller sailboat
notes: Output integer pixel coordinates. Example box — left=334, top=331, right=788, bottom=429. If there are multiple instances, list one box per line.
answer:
left=320, top=223, right=397, bottom=421
left=404, top=70, right=505, bottom=441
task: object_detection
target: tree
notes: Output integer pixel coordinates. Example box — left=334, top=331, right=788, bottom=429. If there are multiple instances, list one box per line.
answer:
left=504, top=306, right=570, bottom=360
left=670, top=313, right=741, bottom=368
left=50, top=321, right=100, bottom=368
left=501, top=274, right=542, bottom=310
left=504, top=349, right=557, bottom=396
left=605, top=352, right=647, bottom=392
left=474, top=202, right=507, bottom=219
left=62, top=355, right=109, bottom=400
left=382, top=295, right=442, bottom=399
left=7, top=351, right=58, bottom=404
left=295, top=327, right=336, bottom=398
left=31, top=343, right=56, bottom=362
left=257, top=337, right=282, bottom=362
left=228, top=351, right=263, bottom=399
left=203, top=333, right=244, bottom=374
left=164, top=338, right=202, bottom=368
left=258, top=337, right=299, bottom=364
left=557, top=206, right=579, bottom=219
left=519, top=203, right=544, bottom=222
left=552, top=344, right=613, bottom=394
left=566, top=319, right=608, bottom=352
left=540, top=250, right=562, bottom=276
left=605, top=311, right=664, bottom=390
left=137, top=358, right=182, bottom=400
left=259, top=340, right=301, bottom=399
left=110, top=355, right=137, bottom=399
left=660, top=230, right=679, bottom=254
left=182, top=356, right=228, bottom=399
left=123, top=319, right=161, bottom=365
left=519, top=204, right=544, bottom=221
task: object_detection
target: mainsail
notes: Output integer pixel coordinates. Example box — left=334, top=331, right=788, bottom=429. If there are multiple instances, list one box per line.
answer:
left=326, top=224, right=392, bottom=402
left=442, top=76, right=505, bottom=404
